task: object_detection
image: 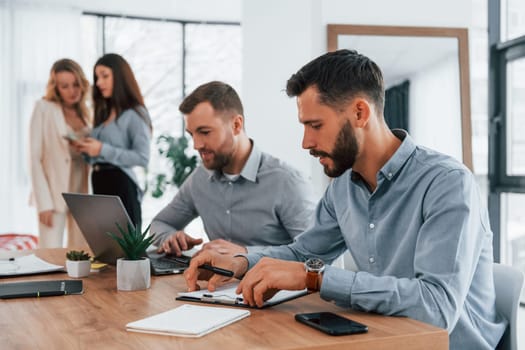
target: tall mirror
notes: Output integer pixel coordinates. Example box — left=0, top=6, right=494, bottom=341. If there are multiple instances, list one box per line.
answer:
left=328, top=25, right=472, bottom=170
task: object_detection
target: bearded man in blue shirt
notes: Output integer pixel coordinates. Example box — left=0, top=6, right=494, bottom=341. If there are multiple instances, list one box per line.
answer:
left=184, top=50, right=507, bottom=349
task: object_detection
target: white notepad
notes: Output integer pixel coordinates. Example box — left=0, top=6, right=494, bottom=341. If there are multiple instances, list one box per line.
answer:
left=126, top=304, right=250, bottom=338
left=0, top=254, right=64, bottom=276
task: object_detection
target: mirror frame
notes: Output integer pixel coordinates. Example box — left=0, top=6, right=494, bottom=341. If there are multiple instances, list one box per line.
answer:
left=327, top=24, right=473, bottom=170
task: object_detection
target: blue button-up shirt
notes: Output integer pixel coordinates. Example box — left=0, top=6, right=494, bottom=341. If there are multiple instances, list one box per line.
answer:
left=151, top=142, right=317, bottom=252
left=246, top=130, right=506, bottom=349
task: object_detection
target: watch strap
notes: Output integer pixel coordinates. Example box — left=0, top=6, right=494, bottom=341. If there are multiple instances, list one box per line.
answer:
left=305, top=270, right=320, bottom=293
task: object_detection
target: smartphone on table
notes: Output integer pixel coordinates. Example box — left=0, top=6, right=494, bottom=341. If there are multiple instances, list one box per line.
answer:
left=295, top=312, right=368, bottom=336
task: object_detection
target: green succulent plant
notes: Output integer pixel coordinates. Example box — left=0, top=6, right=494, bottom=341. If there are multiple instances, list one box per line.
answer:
left=106, top=223, right=155, bottom=261
left=66, top=250, right=91, bottom=261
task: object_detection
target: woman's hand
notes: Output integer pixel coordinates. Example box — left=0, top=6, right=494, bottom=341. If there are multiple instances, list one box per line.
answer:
left=74, top=137, right=102, bottom=157
left=39, top=210, right=54, bottom=227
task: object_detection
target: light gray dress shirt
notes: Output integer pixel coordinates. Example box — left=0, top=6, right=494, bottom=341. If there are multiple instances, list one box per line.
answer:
left=85, top=107, right=151, bottom=197
left=245, top=130, right=506, bottom=350
left=151, top=142, right=317, bottom=253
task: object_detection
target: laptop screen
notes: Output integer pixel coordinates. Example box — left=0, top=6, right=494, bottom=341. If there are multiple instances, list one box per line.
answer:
left=62, top=193, right=130, bottom=264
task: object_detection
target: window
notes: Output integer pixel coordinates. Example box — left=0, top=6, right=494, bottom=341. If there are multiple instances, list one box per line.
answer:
left=82, top=13, right=241, bottom=230
left=488, top=0, right=525, bottom=304
left=501, top=0, right=525, bottom=41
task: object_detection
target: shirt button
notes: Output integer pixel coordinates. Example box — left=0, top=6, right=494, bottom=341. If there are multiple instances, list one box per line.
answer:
left=388, top=172, right=393, bottom=178
left=226, top=210, right=230, bottom=214
left=228, top=182, right=232, bottom=185
left=369, top=223, right=375, bottom=229
left=369, top=257, right=375, bottom=263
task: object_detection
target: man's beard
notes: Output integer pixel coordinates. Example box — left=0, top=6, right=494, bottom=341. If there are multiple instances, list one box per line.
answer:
left=201, top=150, right=233, bottom=171
left=310, top=121, right=358, bottom=177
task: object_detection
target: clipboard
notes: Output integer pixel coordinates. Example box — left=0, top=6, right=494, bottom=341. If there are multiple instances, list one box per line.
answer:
left=176, top=282, right=307, bottom=309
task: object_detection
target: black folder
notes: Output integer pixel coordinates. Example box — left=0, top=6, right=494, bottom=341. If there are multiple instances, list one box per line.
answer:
left=0, top=280, right=83, bottom=299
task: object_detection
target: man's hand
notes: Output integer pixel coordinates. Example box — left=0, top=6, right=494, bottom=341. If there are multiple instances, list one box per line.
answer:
left=236, top=257, right=307, bottom=308
left=201, top=239, right=247, bottom=255
left=184, top=250, right=248, bottom=292
left=158, top=231, right=203, bottom=256
left=39, top=210, right=54, bottom=227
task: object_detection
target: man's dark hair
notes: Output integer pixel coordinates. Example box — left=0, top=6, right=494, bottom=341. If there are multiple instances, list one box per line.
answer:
left=179, top=81, right=244, bottom=117
left=286, top=49, right=385, bottom=112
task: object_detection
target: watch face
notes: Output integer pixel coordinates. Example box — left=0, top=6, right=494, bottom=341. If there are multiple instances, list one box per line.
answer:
left=306, top=258, right=325, bottom=273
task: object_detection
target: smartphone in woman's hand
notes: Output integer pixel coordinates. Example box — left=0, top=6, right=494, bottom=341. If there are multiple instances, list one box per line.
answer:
left=63, top=133, right=78, bottom=142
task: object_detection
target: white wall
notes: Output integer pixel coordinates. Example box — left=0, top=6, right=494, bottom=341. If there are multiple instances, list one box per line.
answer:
left=410, top=55, right=462, bottom=162
left=242, top=0, right=471, bottom=194
left=242, top=0, right=325, bottom=195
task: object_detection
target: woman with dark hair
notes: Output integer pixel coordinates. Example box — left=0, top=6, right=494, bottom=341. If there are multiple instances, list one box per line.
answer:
left=29, top=58, right=91, bottom=248
left=76, top=53, right=152, bottom=230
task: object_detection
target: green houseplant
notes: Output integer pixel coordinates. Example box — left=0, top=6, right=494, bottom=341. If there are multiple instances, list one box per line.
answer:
left=107, top=223, right=155, bottom=291
left=151, top=134, right=198, bottom=198
left=65, top=250, right=91, bottom=278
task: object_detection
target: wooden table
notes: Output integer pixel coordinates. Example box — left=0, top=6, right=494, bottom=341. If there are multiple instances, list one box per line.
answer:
left=0, top=249, right=448, bottom=349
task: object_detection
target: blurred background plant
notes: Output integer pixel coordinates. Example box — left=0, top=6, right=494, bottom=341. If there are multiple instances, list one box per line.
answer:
left=150, top=134, right=198, bottom=198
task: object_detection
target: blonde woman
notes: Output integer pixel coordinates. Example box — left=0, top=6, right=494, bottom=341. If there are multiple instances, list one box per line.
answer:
left=29, top=58, right=91, bottom=248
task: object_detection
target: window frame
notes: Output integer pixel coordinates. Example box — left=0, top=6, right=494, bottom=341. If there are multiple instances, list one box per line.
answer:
left=488, top=0, right=525, bottom=263
left=82, top=11, right=240, bottom=114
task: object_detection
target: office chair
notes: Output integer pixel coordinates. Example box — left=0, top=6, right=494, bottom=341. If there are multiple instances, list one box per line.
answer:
left=494, top=263, right=524, bottom=350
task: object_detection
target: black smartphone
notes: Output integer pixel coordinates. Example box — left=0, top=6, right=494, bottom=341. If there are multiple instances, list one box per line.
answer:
left=295, top=312, right=368, bottom=336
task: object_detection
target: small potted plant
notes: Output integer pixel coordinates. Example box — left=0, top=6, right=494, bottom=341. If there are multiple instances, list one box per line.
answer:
left=107, top=223, right=155, bottom=291
left=65, top=250, right=92, bottom=278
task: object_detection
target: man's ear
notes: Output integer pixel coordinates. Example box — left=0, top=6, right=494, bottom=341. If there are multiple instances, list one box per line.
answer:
left=232, top=114, right=244, bottom=135
left=353, top=98, right=371, bottom=128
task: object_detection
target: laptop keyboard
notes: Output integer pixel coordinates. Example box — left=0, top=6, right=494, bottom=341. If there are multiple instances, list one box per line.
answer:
left=151, top=255, right=191, bottom=271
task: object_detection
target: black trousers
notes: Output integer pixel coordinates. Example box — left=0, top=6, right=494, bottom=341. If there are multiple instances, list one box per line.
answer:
left=91, top=164, right=142, bottom=231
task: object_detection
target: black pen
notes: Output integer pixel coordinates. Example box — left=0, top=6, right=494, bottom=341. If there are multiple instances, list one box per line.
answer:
left=198, top=264, right=234, bottom=277
left=168, top=257, right=234, bottom=277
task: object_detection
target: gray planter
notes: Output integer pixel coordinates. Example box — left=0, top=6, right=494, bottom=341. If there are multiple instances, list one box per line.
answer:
left=116, top=257, right=151, bottom=291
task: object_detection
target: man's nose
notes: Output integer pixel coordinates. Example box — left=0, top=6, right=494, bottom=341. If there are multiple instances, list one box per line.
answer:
left=302, top=129, right=314, bottom=150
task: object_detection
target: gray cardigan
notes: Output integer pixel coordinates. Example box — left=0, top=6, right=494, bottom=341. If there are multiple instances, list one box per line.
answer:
left=86, top=107, right=151, bottom=198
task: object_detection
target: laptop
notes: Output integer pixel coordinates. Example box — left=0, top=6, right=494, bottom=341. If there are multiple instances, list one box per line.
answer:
left=62, top=193, right=191, bottom=275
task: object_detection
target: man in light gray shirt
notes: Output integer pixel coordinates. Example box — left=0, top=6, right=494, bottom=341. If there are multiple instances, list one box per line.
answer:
left=184, top=51, right=507, bottom=349
left=151, top=81, right=316, bottom=256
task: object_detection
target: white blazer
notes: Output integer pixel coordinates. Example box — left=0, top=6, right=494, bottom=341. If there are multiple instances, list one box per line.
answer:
left=29, top=99, right=89, bottom=213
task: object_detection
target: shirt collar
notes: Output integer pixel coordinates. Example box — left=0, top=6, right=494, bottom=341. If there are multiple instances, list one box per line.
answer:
left=378, top=129, right=415, bottom=181
left=208, top=139, right=260, bottom=183
left=350, top=129, right=415, bottom=183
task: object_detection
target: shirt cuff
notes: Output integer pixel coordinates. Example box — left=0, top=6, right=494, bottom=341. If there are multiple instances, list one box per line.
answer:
left=246, top=245, right=265, bottom=254
left=235, top=252, right=263, bottom=270
left=99, top=142, right=113, bottom=160
left=319, top=266, right=356, bottom=307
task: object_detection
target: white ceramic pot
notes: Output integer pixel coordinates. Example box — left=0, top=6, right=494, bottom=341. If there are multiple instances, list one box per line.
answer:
left=66, top=260, right=91, bottom=278
left=116, top=257, right=151, bottom=291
